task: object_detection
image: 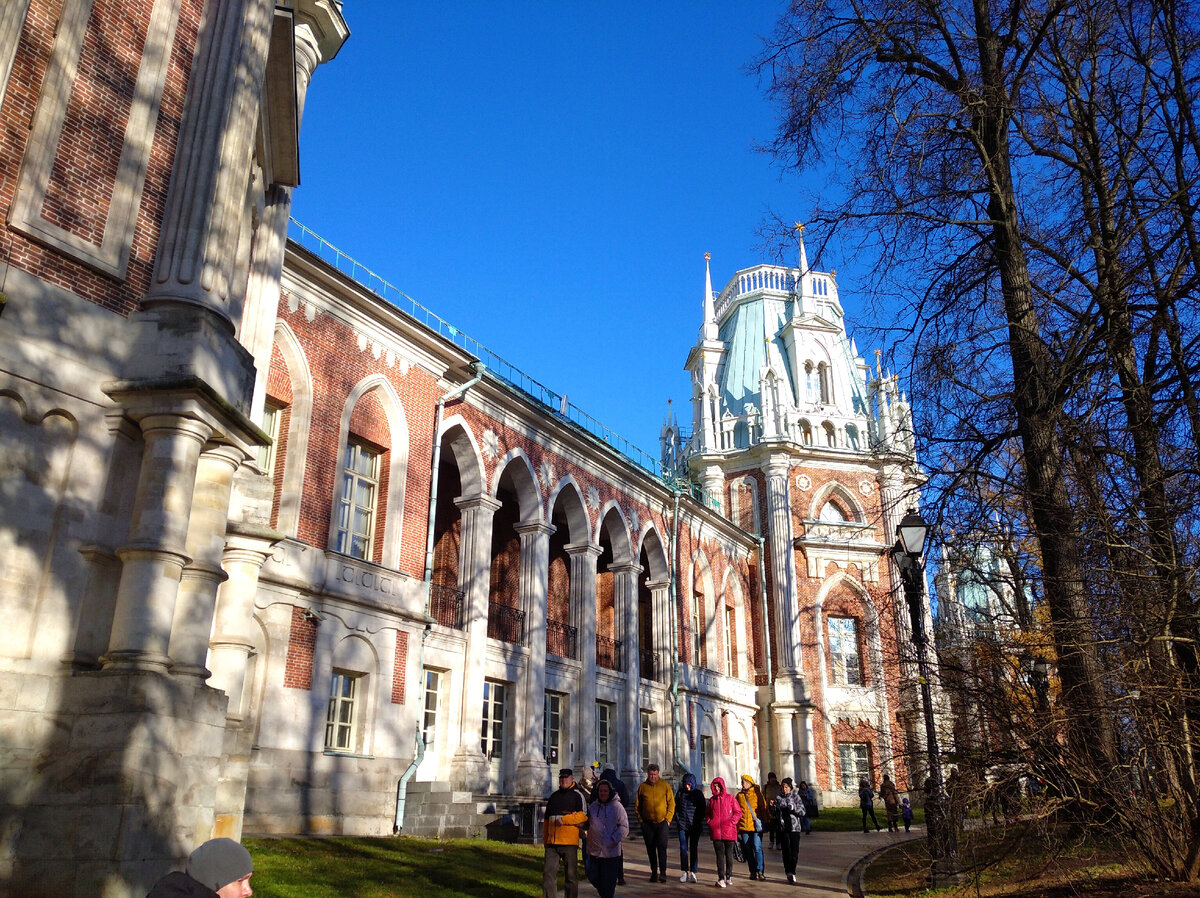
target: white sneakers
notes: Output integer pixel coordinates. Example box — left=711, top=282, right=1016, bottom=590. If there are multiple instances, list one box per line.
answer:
left=788, top=873, right=796, bottom=884
left=716, top=880, right=727, bottom=888
left=681, top=874, right=690, bottom=882
left=689, top=872, right=698, bottom=883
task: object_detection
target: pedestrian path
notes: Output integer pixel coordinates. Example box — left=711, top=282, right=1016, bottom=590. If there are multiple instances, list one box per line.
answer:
left=611, top=828, right=923, bottom=897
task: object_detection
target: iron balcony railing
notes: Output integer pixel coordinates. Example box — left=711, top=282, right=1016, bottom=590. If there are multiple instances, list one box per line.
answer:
left=547, top=619, right=578, bottom=660
left=487, top=602, right=526, bottom=645
left=429, top=583, right=464, bottom=629
left=597, top=636, right=623, bottom=672
left=639, top=649, right=660, bottom=682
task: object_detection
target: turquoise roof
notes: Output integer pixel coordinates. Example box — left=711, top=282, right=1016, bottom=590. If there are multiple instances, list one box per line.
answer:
left=717, top=296, right=793, bottom=414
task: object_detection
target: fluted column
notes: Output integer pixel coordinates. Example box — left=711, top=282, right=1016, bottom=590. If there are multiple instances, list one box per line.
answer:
left=514, top=521, right=554, bottom=796
left=611, top=561, right=641, bottom=779
left=143, top=0, right=275, bottom=320
left=568, top=543, right=601, bottom=765
left=104, top=415, right=213, bottom=671
left=765, top=455, right=801, bottom=675
left=207, top=526, right=281, bottom=717
left=449, top=494, right=501, bottom=791
left=773, top=707, right=798, bottom=781
left=169, top=445, right=245, bottom=677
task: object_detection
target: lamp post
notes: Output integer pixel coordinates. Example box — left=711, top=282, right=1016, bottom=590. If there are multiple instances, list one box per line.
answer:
left=891, top=510, right=960, bottom=884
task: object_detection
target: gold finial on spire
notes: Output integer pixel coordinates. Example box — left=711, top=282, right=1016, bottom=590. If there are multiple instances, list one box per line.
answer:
left=794, top=222, right=806, bottom=235
left=875, top=348, right=883, bottom=378
left=705, top=252, right=711, bottom=261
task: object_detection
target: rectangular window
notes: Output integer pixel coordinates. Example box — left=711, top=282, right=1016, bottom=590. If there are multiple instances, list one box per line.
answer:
left=691, top=594, right=703, bottom=666
left=544, top=692, right=566, bottom=765
left=700, top=735, right=713, bottom=783
left=335, top=439, right=379, bottom=560
left=734, top=741, right=747, bottom=779
left=829, top=617, right=862, bottom=685
left=724, top=606, right=736, bottom=677
left=640, top=710, right=652, bottom=771
left=256, top=401, right=282, bottom=475
left=421, top=668, right=442, bottom=749
left=325, top=671, right=359, bottom=752
left=596, top=701, right=614, bottom=767
left=839, top=742, right=871, bottom=790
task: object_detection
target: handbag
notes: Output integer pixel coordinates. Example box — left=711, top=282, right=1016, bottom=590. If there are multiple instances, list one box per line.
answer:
left=753, top=814, right=763, bottom=833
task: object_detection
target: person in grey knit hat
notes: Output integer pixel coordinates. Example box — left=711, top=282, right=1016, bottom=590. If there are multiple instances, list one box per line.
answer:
left=146, top=837, right=254, bottom=898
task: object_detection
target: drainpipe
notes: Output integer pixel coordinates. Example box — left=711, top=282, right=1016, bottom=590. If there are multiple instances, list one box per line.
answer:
left=669, top=487, right=684, bottom=775
left=756, top=535, right=774, bottom=778
left=394, top=365, right=485, bottom=834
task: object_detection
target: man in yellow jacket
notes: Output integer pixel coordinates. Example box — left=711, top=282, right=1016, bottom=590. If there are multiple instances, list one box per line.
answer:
left=635, top=763, right=676, bottom=882
left=543, top=768, right=589, bottom=898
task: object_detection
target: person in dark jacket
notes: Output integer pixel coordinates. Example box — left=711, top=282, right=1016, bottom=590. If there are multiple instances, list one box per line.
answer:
left=673, top=772, right=706, bottom=882
left=859, top=777, right=881, bottom=833
left=146, top=838, right=254, bottom=898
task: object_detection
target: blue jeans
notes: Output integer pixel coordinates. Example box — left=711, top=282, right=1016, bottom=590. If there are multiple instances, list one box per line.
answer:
left=737, top=830, right=763, bottom=875
left=678, top=827, right=700, bottom=872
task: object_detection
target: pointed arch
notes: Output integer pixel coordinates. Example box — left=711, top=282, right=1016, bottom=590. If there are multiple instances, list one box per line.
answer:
left=636, top=527, right=669, bottom=583
left=329, top=374, right=410, bottom=568
left=270, top=321, right=312, bottom=538
left=809, top=480, right=866, bottom=523
left=547, top=477, right=590, bottom=545
left=438, top=415, right=485, bottom=499
left=597, top=502, right=633, bottom=566
left=492, top=450, right=543, bottom=524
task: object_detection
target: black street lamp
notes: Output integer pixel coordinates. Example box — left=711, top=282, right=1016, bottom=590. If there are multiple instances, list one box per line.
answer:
left=891, top=510, right=961, bottom=885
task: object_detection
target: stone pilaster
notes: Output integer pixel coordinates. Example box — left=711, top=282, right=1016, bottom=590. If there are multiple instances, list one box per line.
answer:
left=765, top=455, right=804, bottom=699
left=568, top=543, right=601, bottom=765
left=611, top=561, right=641, bottom=780
left=448, top=495, right=500, bottom=791
left=169, top=445, right=245, bottom=677
left=514, top=521, right=554, bottom=796
left=103, top=415, right=213, bottom=671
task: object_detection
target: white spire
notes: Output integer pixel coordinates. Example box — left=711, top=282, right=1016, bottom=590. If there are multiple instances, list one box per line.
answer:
left=702, top=251, right=718, bottom=341
left=795, top=222, right=809, bottom=275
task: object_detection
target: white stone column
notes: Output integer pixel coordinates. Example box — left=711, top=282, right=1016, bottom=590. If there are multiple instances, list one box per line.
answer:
left=765, top=455, right=801, bottom=677
left=568, top=543, right=601, bottom=766
left=611, top=561, right=641, bottom=780
left=104, top=415, right=213, bottom=671
left=169, top=445, right=245, bottom=677
left=449, top=494, right=501, bottom=791
left=514, top=521, right=554, bottom=796
left=207, top=526, right=281, bottom=718
left=144, top=0, right=275, bottom=320
left=773, top=706, right=797, bottom=781
left=648, top=579, right=671, bottom=684
left=244, top=4, right=349, bottom=419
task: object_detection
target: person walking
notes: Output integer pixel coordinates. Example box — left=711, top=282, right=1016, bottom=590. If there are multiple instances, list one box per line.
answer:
left=798, top=780, right=817, bottom=834
left=772, top=778, right=806, bottom=884
left=705, top=776, right=741, bottom=888
left=762, top=772, right=782, bottom=849
left=858, top=777, right=881, bottom=833
left=585, top=779, right=629, bottom=898
left=880, top=774, right=901, bottom=832
left=599, top=766, right=630, bottom=885
left=674, top=772, right=705, bottom=882
left=901, top=797, right=914, bottom=832
left=544, top=768, right=589, bottom=898
left=635, top=763, right=675, bottom=883
left=735, top=774, right=768, bottom=880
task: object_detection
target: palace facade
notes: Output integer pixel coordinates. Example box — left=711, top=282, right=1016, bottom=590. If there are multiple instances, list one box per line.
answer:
left=0, top=3, right=930, bottom=896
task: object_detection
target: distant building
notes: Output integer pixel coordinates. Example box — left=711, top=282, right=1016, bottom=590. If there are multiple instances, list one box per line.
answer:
left=0, top=4, right=930, bottom=896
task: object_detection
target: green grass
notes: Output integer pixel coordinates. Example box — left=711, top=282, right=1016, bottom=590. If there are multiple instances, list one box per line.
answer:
left=809, top=805, right=924, bottom=832
left=244, top=836, right=545, bottom=898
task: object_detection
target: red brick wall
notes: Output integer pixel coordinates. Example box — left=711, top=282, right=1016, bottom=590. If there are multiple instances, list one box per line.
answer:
left=0, top=0, right=203, bottom=315
left=391, top=629, right=408, bottom=704
left=284, top=606, right=317, bottom=690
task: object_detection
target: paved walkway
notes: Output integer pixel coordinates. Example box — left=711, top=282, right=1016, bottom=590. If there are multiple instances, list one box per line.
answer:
left=608, top=827, right=924, bottom=898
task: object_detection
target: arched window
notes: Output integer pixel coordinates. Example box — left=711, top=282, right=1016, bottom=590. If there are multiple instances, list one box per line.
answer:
left=817, top=362, right=831, bottom=404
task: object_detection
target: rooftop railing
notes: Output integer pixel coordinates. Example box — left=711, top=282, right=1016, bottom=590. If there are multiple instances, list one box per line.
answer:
left=288, top=219, right=666, bottom=479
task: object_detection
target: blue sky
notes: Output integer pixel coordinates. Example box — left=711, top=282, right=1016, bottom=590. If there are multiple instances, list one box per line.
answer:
left=291, top=2, right=866, bottom=459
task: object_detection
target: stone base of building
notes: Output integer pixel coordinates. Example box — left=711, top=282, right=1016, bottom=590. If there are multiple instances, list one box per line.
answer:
left=1, top=667, right=228, bottom=898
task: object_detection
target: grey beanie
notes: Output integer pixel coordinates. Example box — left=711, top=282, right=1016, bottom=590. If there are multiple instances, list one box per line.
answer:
left=186, top=838, right=253, bottom=891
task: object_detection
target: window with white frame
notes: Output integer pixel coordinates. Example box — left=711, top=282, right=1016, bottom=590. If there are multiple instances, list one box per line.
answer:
left=691, top=593, right=703, bottom=666
left=700, top=735, right=713, bottom=782
left=724, top=606, right=736, bottom=677
left=640, top=710, right=652, bottom=770
left=596, top=701, right=615, bottom=767
left=421, top=668, right=442, bottom=749
left=325, top=671, right=360, bottom=752
left=544, top=691, right=566, bottom=765
left=256, top=401, right=282, bottom=476
left=335, top=439, right=380, bottom=560
left=839, top=742, right=871, bottom=789
left=828, top=616, right=862, bottom=685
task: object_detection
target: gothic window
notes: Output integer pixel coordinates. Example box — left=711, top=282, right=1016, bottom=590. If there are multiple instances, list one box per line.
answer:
left=804, top=362, right=818, bottom=403
left=257, top=401, right=283, bottom=476
left=828, top=616, right=862, bottom=685
left=700, top=734, right=714, bottom=781
left=800, top=420, right=813, bottom=445
left=817, top=362, right=831, bottom=404
left=691, top=591, right=704, bottom=667
left=724, top=605, right=736, bottom=677
left=823, top=422, right=837, bottom=447
left=819, top=500, right=849, bottom=522
left=846, top=424, right=860, bottom=450
left=335, top=439, right=380, bottom=560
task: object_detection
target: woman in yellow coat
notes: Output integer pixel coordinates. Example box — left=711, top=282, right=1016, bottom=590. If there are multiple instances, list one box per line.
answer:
left=735, top=774, right=768, bottom=880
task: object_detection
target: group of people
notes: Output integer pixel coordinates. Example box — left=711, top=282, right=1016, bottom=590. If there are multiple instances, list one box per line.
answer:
left=858, top=774, right=913, bottom=833
left=544, top=765, right=826, bottom=897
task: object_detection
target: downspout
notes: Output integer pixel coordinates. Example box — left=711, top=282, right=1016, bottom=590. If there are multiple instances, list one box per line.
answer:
left=394, top=365, right=485, bottom=834
left=669, top=487, right=684, bottom=774
left=756, top=535, right=774, bottom=777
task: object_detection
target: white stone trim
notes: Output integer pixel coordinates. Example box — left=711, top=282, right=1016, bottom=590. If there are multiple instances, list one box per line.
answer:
left=270, top=322, right=312, bottom=539
left=9, top=0, right=183, bottom=278
left=0, top=0, right=31, bottom=113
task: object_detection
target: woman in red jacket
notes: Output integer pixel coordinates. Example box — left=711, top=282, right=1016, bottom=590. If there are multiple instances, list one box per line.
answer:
left=705, top=776, right=742, bottom=888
